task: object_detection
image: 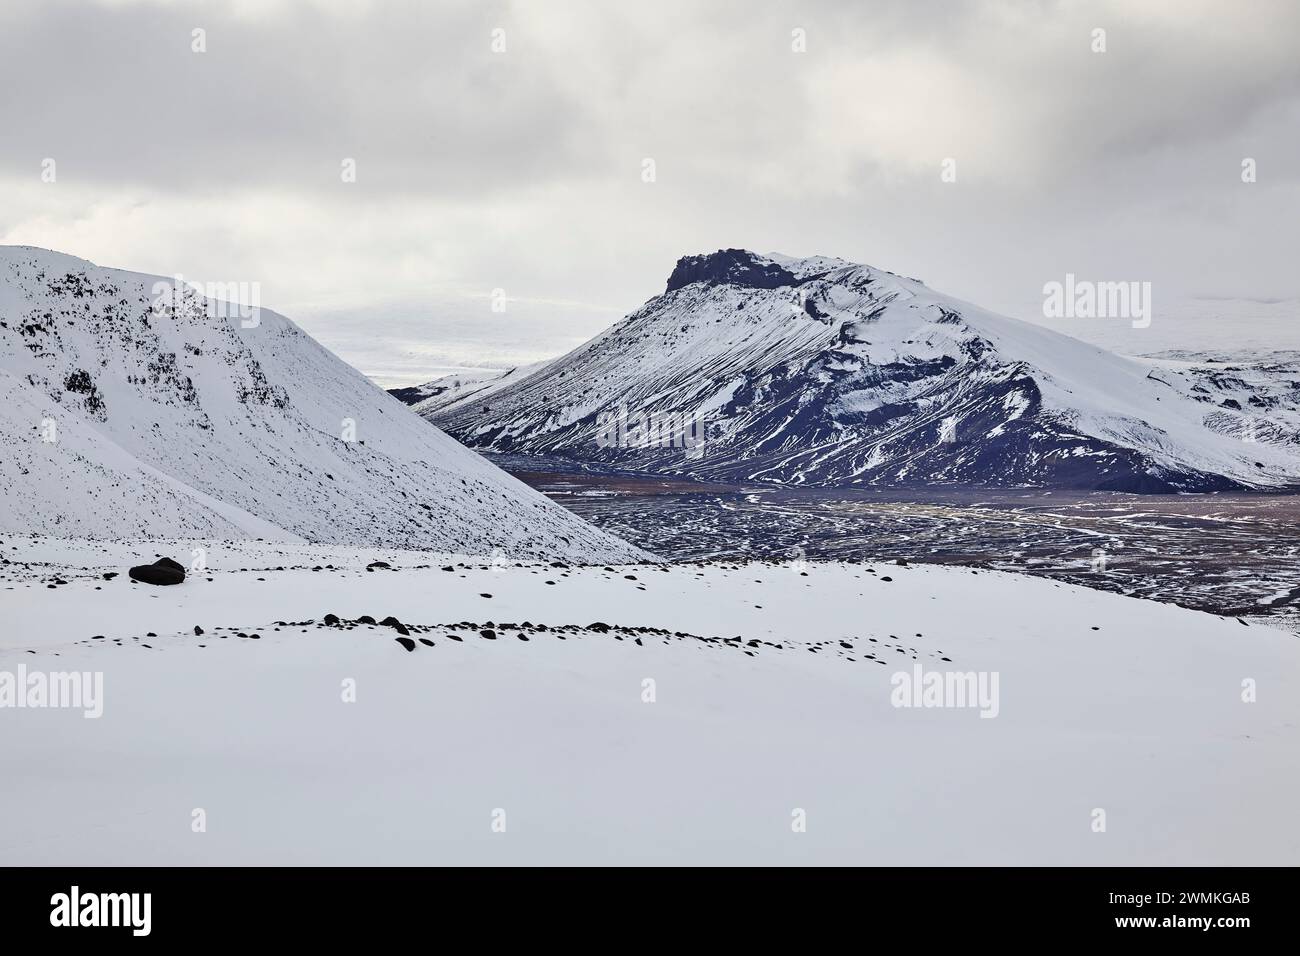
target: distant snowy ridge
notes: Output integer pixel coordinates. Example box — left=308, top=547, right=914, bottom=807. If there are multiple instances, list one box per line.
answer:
left=0, top=246, right=646, bottom=561
left=431, top=249, right=1300, bottom=492
left=388, top=360, right=551, bottom=414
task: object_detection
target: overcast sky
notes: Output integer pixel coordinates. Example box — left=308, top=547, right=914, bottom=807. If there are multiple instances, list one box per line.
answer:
left=2, top=0, right=1298, bottom=385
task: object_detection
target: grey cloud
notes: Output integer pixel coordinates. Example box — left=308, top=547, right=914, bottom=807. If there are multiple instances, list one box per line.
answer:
left=0, top=0, right=1296, bottom=385
left=0, top=0, right=607, bottom=195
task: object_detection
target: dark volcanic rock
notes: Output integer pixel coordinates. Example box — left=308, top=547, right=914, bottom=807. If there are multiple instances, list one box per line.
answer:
left=386, top=386, right=428, bottom=405
left=665, top=249, right=797, bottom=293
left=127, top=558, right=185, bottom=586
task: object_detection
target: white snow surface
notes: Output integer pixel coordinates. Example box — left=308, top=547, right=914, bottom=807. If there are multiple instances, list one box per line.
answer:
left=2, top=536, right=1297, bottom=865
left=0, top=246, right=643, bottom=562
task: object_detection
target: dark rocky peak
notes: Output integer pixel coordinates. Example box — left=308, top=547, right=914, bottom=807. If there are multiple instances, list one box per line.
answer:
left=665, top=249, right=797, bottom=293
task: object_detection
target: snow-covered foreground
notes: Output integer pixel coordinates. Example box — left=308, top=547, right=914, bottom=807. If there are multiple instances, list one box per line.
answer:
left=2, top=538, right=1297, bottom=865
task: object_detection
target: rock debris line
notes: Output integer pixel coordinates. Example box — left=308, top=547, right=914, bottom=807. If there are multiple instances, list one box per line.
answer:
left=52, top=612, right=955, bottom=666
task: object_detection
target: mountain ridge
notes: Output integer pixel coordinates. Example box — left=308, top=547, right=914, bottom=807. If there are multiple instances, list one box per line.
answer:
left=429, top=249, right=1300, bottom=492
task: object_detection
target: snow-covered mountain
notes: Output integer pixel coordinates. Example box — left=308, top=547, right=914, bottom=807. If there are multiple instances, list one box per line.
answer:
left=431, top=250, right=1300, bottom=492
left=0, top=246, right=644, bottom=561
left=388, top=360, right=551, bottom=414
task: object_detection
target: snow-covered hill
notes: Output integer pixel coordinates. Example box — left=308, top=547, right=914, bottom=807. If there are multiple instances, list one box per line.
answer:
left=388, top=360, right=551, bottom=414
left=431, top=250, right=1300, bottom=492
left=3, top=537, right=1297, bottom=865
left=0, top=246, right=644, bottom=561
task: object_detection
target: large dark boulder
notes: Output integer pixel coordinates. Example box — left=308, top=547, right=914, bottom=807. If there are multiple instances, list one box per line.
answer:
left=128, top=558, right=186, bottom=586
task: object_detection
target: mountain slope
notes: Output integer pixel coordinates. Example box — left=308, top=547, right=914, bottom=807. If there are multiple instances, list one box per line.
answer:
left=0, top=246, right=645, bottom=561
left=431, top=250, right=1300, bottom=492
